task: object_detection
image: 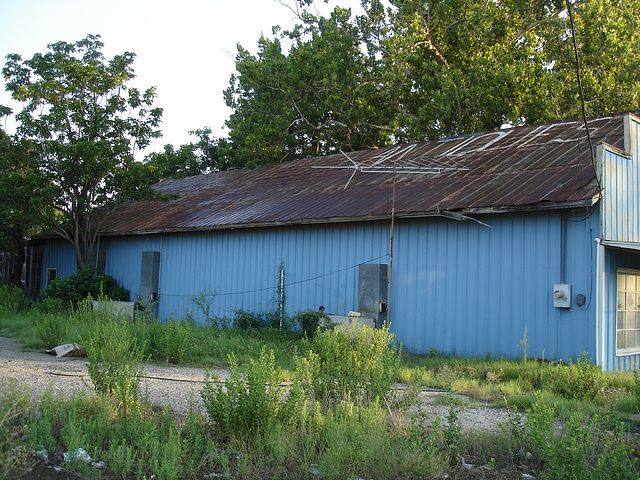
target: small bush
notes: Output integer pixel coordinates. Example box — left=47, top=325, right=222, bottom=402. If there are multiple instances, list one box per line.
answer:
left=0, top=285, right=30, bottom=314
left=232, top=308, right=282, bottom=330
left=81, top=305, right=146, bottom=415
left=201, top=348, right=305, bottom=437
left=298, top=322, right=402, bottom=406
left=292, top=309, right=333, bottom=338
left=44, top=268, right=130, bottom=305
left=524, top=394, right=639, bottom=479
left=149, top=316, right=192, bottom=364
left=35, top=313, right=68, bottom=349
left=544, top=353, right=604, bottom=401
left=32, top=297, right=66, bottom=315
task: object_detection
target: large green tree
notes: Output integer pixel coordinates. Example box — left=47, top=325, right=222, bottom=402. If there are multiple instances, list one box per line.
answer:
left=3, top=35, right=163, bottom=271
left=223, top=0, right=640, bottom=165
left=382, top=0, right=640, bottom=137
left=223, top=4, right=398, bottom=166
left=144, top=127, right=229, bottom=180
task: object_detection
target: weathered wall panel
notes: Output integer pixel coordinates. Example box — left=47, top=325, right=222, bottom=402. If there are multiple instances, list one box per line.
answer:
left=40, top=239, right=76, bottom=289
left=103, top=222, right=390, bottom=321
left=390, top=209, right=599, bottom=361
left=105, top=236, right=162, bottom=302
left=101, top=209, right=600, bottom=363
left=602, top=115, right=640, bottom=243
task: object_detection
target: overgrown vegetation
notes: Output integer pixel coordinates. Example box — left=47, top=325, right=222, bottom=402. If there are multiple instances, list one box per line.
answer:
left=43, top=268, right=130, bottom=305
left=0, top=284, right=639, bottom=479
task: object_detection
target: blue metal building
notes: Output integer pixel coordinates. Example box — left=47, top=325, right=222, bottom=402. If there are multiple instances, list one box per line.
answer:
left=31, top=112, right=640, bottom=370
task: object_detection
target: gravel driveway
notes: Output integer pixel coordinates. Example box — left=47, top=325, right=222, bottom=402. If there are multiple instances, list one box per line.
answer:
left=0, top=336, right=224, bottom=419
left=0, top=336, right=517, bottom=432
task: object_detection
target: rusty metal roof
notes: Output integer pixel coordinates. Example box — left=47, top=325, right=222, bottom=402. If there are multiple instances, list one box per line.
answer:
left=100, top=112, right=628, bottom=235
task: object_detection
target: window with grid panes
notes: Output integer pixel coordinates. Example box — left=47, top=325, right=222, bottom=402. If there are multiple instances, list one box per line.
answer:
left=617, top=269, right=640, bottom=354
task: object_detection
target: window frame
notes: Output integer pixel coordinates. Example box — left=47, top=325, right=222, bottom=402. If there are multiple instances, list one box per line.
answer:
left=616, top=268, right=640, bottom=356
left=45, top=268, right=57, bottom=287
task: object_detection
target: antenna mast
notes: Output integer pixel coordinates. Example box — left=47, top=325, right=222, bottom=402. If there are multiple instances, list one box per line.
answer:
left=312, top=145, right=471, bottom=325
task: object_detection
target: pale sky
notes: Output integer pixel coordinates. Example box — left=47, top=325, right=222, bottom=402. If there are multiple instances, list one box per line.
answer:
left=0, top=0, right=363, bottom=156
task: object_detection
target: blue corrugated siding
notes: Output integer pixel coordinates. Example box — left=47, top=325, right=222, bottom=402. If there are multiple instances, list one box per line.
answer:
left=598, top=114, right=640, bottom=370
left=99, top=209, right=599, bottom=363
left=391, top=209, right=599, bottom=360
left=603, top=115, right=640, bottom=243
left=104, top=235, right=162, bottom=301
left=41, top=239, right=76, bottom=289
left=104, top=223, right=390, bottom=321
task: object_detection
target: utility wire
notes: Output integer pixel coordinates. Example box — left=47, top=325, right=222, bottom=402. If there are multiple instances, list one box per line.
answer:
left=160, top=254, right=389, bottom=298
left=565, top=0, right=602, bottom=193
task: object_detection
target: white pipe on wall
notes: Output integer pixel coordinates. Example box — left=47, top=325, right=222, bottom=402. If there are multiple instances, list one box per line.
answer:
left=595, top=238, right=607, bottom=371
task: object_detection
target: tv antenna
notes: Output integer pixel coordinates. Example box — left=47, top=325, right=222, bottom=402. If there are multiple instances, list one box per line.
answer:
left=312, top=144, right=471, bottom=324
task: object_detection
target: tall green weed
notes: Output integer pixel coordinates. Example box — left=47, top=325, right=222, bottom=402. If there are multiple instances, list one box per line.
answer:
left=80, top=301, right=146, bottom=415
left=0, top=381, right=34, bottom=478
left=201, top=348, right=305, bottom=437
left=35, top=313, right=68, bottom=349
left=148, top=316, right=192, bottom=364
left=299, top=322, right=401, bottom=406
left=544, top=353, right=604, bottom=401
left=524, top=393, right=638, bottom=480
left=0, top=285, right=30, bottom=314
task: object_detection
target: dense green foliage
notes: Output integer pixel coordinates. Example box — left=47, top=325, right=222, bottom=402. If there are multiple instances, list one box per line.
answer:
left=220, top=0, right=640, bottom=166
left=2, top=35, right=164, bottom=270
left=43, top=268, right=130, bottom=305
left=202, top=348, right=305, bottom=437
left=0, top=284, right=31, bottom=314
left=292, top=308, right=332, bottom=338
left=144, top=128, right=231, bottom=179
left=300, top=321, right=402, bottom=405
left=80, top=303, right=146, bottom=415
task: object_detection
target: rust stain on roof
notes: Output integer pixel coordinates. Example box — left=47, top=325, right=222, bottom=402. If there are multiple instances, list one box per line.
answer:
left=101, top=113, right=627, bottom=234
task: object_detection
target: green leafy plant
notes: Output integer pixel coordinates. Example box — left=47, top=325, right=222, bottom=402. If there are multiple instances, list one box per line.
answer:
left=81, top=305, right=146, bottom=415
left=190, top=290, right=224, bottom=327
left=298, top=322, right=401, bottom=406
left=35, top=313, right=68, bottom=349
left=292, top=309, right=332, bottom=338
left=443, top=406, right=464, bottom=461
left=518, top=391, right=640, bottom=480
left=545, top=352, right=604, bottom=401
left=32, top=297, right=66, bottom=315
left=0, top=285, right=30, bottom=314
left=149, top=316, right=192, bottom=364
left=43, top=268, right=130, bottom=305
left=233, top=308, right=281, bottom=330
left=0, top=381, right=34, bottom=478
left=633, top=371, right=640, bottom=414
left=201, top=348, right=305, bottom=437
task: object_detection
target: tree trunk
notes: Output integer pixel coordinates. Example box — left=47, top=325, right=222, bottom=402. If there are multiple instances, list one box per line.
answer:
left=73, top=240, right=87, bottom=271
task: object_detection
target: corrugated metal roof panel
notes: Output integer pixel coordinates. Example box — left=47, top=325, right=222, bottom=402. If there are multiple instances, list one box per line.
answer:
left=100, top=112, right=630, bottom=234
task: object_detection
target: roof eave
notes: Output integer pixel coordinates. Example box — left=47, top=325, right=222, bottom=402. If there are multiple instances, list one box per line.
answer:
left=97, top=198, right=598, bottom=237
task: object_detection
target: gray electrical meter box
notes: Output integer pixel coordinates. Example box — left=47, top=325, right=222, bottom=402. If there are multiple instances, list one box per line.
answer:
left=553, top=284, right=571, bottom=308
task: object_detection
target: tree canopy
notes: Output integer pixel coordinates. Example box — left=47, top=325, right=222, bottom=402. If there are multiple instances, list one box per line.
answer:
left=2, top=35, right=164, bottom=271
left=144, top=128, right=230, bottom=180
left=221, top=0, right=640, bottom=166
